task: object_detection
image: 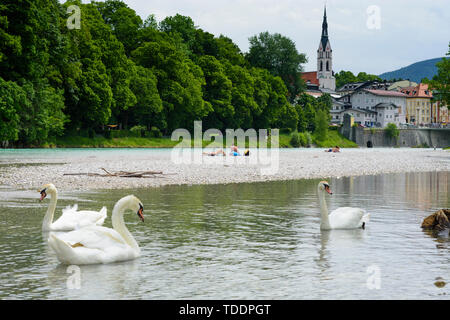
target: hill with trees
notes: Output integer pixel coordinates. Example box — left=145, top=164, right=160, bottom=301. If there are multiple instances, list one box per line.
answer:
left=378, top=57, right=443, bottom=83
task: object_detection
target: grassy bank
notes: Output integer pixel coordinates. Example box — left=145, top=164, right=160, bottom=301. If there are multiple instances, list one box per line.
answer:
left=312, top=130, right=359, bottom=148
left=31, top=129, right=357, bottom=149
left=53, top=136, right=179, bottom=148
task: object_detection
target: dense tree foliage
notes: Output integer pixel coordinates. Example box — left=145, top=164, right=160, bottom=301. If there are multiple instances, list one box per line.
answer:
left=424, top=43, right=450, bottom=109
left=247, top=32, right=307, bottom=102
left=0, top=0, right=331, bottom=145
left=335, top=70, right=382, bottom=89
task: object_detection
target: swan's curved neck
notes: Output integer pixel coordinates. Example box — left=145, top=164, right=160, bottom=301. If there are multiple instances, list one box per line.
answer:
left=318, top=188, right=331, bottom=230
left=112, top=198, right=139, bottom=251
left=43, top=189, right=57, bottom=230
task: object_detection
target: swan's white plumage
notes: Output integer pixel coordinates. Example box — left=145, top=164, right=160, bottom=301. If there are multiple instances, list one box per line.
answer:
left=48, top=195, right=143, bottom=265
left=50, top=206, right=107, bottom=231
left=317, top=181, right=370, bottom=230
left=40, top=184, right=107, bottom=231
left=328, top=207, right=370, bottom=230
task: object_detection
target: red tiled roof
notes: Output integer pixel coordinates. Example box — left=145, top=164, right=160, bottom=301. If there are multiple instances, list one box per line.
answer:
left=364, top=89, right=408, bottom=97
left=301, top=72, right=319, bottom=85
left=400, top=83, right=433, bottom=98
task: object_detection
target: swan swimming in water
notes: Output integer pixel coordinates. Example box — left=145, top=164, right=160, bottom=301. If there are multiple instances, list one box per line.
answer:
left=317, top=181, right=370, bottom=230
left=39, top=183, right=107, bottom=231
left=48, top=195, right=144, bottom=265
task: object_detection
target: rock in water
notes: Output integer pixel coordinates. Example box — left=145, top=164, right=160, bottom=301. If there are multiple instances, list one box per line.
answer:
left=421, top=209, right=450, bottom=231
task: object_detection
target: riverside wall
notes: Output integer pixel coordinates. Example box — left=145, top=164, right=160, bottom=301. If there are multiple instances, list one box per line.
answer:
left=340, top=116, right=450, bottom=148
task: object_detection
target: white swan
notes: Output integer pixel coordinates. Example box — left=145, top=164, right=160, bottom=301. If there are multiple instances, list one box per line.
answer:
left=48, top=195, right=144, bottom=265
left=317, top=181, right=370, bottom=230
left=39, top=183, right=107, bottom=231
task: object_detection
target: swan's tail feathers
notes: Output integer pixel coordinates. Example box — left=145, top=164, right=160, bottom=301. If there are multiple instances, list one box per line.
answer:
left=62, top=204, right=78, bottom=214
left=48, top=234, right=74, bottom=265
left=361, top=212, right=370, bottom=229
left=96, top=206, right=107, bottom=225
left=363, top=212, right=370, bottom=222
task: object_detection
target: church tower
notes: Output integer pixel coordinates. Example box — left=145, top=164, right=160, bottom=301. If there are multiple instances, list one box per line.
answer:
left=317, top=6, right=336, bottom=91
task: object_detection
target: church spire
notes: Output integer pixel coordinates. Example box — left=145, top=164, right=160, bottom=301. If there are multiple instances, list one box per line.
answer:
left=320, top=5, right=329, bottom=50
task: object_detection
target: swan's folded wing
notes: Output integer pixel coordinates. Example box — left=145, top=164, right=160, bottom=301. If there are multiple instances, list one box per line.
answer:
left=329, top=207, right=366, bottom=229
left=62, top=204, right=78, bottom=214
left=73, top=209, right=107, bottom=228
left=57, top=226, right=127, bottom=250
left=54, top=207, right=107, bottom=230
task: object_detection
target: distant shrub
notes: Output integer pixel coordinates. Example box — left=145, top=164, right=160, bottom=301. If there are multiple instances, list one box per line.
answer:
left=290, top=132, right=301, bottom=147
left=150, top=126, right=162, bottom=138
left=304, top=132, right=312, bottom=147
left=298, top=132, right=307, bottom=147
left=130, top=125, right=146, bottom=137
left=413, top=143, right=430, bottom=148
left=88, top=128, right=95, bottom=139
left=385, top=123, right=399, bottom=139
left=280, top=128, right=292, bottom=135
left=314, top=109, right=328, bottom=141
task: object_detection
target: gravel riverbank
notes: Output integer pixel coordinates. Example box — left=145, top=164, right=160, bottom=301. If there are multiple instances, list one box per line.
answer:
left=0, top=148, right=449, bottom=192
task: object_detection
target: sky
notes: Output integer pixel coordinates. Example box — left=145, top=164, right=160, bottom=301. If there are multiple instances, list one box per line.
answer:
left=80, top=0, right=450, bottom=75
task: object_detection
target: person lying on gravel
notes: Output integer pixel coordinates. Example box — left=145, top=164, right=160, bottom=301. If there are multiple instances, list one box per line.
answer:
left=325, top=146, right=340, bottom=153
left=203, top=149, right=226, bottom=156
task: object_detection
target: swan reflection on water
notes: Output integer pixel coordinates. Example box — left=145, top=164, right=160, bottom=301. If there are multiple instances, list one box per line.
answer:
left=46, top=259, right=141, bottom=299
left=316, top=228, right=367, bottom=266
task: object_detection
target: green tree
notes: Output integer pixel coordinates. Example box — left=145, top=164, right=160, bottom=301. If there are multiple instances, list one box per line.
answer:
left=0, top=77, right=25, bottom=142
left=335, top=70, right=357, bottom=88
left=61, top=2, right=114, bottom=130
left=197, top=55, right=233, bottom=130
left=131, top=34, right=210, bottom=132
left=215, top=35, right=247, bottom=67
left=224, top=62, right=259, bottom=129
left=94, top=0, right=143, bottom=56
left=335, top=70, right=382, bottom=89
left=247, top=31, right=307, bottom=102
left=128, top=64, right=163, bottom=129
left=159, top=14, right=197, bottom=52
left=385, top=123, right=399, bottom=140
left=314, top=109, right=328, bottom=141
left=356, top=72, right=382, bottom=83
left=424, top=43, right=450, bottom=109
left=295, top=104, right=307, bottom=132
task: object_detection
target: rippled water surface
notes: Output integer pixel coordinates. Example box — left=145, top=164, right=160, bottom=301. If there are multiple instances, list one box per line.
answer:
left=0, top=171, right=448, bottom=299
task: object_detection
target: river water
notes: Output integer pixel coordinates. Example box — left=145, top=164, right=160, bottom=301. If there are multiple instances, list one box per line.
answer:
left=0, top=170, right=448, bottom=299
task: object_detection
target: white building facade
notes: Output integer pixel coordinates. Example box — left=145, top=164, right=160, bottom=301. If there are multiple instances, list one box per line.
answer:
left=349, top=89, right=407, bottom=127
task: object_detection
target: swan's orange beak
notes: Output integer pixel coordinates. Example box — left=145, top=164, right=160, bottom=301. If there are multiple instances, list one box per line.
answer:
left=325, top=185, right=332, bottom=195
left=137, top=204, right=144, bottom=222
left=39, top=189, right=47, bottom=201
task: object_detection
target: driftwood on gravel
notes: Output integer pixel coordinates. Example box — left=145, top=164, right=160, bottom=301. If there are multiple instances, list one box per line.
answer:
left=63, top=168, right=174, bottom=178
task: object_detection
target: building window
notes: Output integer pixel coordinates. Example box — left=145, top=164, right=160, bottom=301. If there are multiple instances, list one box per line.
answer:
left=326, top=61, right=329, bottom=71
left=320, top=61, right=323, bottom=71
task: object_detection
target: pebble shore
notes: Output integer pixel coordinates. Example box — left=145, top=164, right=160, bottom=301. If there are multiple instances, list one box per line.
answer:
left=0, top=148, right=449, bottom=192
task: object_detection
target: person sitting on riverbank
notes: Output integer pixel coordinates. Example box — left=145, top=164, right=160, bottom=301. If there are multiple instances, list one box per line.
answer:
left=230, top=149, right=250, bottom=156
left=230, top=144, right=240, bottom=156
